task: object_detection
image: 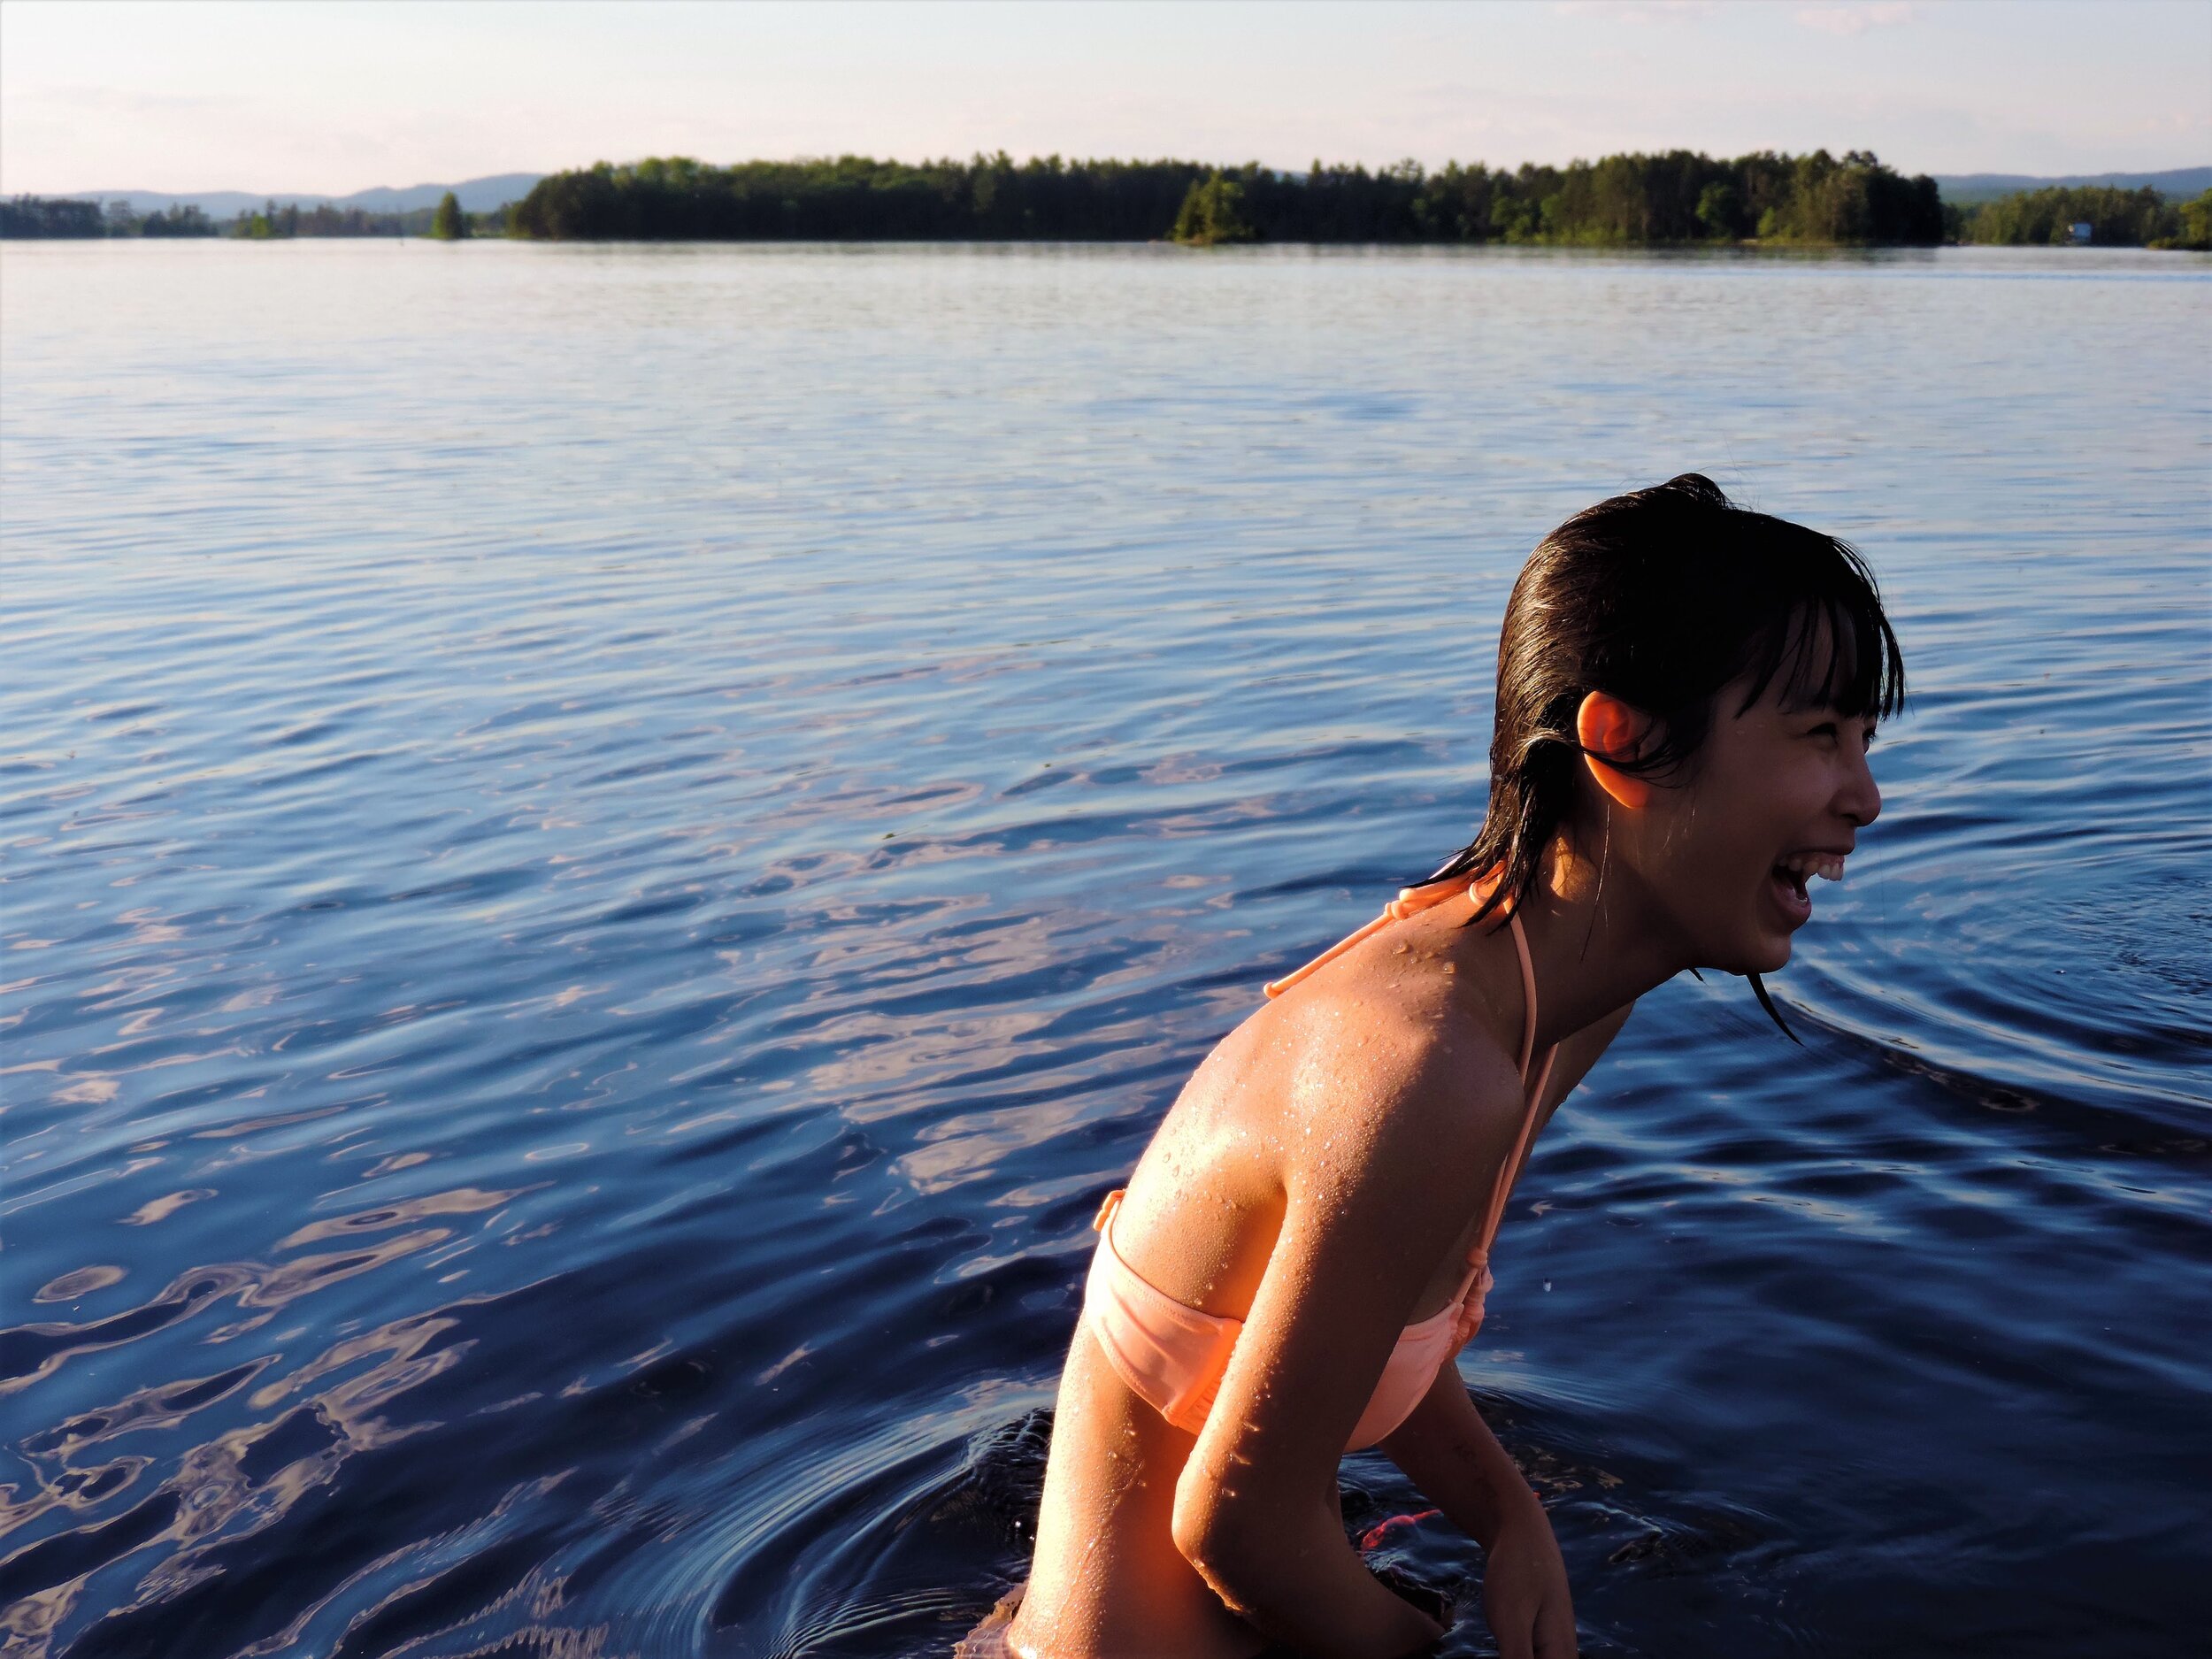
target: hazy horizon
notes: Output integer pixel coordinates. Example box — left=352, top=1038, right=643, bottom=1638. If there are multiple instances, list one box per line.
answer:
left=4, top=0, right=2208, bottom=200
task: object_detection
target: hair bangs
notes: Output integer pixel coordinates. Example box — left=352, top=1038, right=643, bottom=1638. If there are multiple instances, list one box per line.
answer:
left=1734, top=547, right=1906, bottom=725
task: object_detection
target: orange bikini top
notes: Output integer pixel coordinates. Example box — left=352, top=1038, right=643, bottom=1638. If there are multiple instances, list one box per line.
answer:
left=1082, top=872, right=1559, bottom=1452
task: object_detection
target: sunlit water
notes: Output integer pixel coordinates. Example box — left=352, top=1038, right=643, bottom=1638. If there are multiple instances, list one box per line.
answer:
left=3, top=241, right=2207, bottom=1658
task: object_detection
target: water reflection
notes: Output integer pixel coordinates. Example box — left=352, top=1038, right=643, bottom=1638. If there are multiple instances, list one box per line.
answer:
left=0, top=242, right=2205, bottom=1657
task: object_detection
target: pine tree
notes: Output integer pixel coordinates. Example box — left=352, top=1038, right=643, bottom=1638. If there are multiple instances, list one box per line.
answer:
left=1171, top=173, right=1258, bottom=246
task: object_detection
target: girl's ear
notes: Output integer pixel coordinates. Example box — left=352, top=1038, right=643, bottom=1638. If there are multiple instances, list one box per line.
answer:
left=1578, top=690, right=1655, bottom=810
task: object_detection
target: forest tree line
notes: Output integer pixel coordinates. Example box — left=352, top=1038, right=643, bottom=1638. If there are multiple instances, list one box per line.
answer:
left=1948, top=183, right=2212, bottom=248
left=8, top=157, right=2209, bottom=247
left=505, top=150, right=2210, bottom=247
left=509, top=149, right=1955, bottom=244
left=0, top=197, right=225, bottom=237
left=0, top=195, right=498, bottom=239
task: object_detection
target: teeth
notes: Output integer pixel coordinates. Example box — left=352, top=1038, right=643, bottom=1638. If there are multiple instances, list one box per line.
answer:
left=1778, top=853, right=1847, bottom=882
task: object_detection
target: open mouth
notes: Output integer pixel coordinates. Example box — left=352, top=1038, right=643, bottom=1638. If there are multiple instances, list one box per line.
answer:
left=1768, top=851, right=1847, bottom=924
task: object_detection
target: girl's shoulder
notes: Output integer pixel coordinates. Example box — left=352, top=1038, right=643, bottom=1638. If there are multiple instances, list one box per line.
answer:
left=1244, top=974, right=1532, bottom=1191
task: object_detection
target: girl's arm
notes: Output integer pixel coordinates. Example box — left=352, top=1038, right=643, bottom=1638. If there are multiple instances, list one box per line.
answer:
left=1377, top=1002, right=1632, bottom=1657
left=1383, top=1374, right=1578, bottom=1659
left=1169, top=1002, right=1532, bottom=1656
left=1379, top=1365, right=1541, bottom=1550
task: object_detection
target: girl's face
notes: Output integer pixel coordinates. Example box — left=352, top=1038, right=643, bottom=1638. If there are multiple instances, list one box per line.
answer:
left=1640, top=675, right=1883, bottom=974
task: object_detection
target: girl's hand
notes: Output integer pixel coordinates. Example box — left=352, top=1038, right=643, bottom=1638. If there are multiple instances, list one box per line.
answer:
left=1482, top=1502, right=1577, bottom=1659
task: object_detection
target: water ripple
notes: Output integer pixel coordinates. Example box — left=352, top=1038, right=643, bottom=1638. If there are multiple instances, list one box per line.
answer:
left=2, top=242, right=2205, bottom=1657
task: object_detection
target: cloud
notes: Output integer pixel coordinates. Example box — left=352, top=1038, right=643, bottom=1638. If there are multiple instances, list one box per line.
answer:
left=1795, top=3, right=1916, bottom=36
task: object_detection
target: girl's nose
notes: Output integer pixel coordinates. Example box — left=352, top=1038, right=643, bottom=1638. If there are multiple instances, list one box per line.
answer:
left=1840, top=743, right=1882, bottom=827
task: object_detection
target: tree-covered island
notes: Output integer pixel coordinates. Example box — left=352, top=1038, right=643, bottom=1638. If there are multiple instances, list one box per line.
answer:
left=511, top=149, right=1955, bottom=243
left=499, top=150, right=2210, bottom=248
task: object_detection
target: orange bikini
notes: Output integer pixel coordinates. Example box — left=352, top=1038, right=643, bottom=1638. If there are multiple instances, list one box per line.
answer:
left=1081, top=874, right=1560, bottom=1452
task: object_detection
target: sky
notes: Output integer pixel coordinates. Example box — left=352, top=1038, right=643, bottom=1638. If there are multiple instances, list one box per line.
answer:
left=3, top=0, right=2206, bottom=196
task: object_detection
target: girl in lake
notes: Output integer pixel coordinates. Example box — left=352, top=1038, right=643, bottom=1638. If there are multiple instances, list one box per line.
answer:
left=971, top=474, right=1903, bottom=1659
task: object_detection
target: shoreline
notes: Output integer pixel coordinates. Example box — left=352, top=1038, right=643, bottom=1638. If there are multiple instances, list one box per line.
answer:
left=7, top=234, right=2205, bottom=252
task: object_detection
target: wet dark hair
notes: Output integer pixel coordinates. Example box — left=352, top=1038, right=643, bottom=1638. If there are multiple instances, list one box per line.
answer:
left=1425, top=473, right=1906, bottom=1036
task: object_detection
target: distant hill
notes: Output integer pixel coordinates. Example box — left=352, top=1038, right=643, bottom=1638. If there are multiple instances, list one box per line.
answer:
left=53, top=173, right=544, bottom=219
left=1932, top=166, right=2210, bottom=204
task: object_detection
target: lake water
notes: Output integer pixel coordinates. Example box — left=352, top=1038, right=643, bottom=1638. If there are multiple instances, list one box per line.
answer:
left=3, top=240, right=2207, bottom=1658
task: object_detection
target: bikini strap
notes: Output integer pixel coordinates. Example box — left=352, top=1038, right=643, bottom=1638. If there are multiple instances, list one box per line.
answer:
left=1262, top=873, right=1468, bottom=1000
left=1471, top=910, right=1556, bottom=1263
left=1506, top=910, right=1538, bottom=1079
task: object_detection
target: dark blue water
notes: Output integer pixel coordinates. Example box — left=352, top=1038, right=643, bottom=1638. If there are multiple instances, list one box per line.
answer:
left=3, top=242, right=2207, bottom=1659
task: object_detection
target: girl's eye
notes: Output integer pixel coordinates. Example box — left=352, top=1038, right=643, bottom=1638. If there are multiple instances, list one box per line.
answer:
left=1807, top=722, right=1839, bottom=741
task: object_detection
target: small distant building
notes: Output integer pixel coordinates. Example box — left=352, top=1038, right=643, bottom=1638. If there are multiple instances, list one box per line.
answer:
left=2068, top=221, right=2093, bottom=244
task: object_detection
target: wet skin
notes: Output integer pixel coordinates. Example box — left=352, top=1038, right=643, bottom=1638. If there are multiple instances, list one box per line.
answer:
left=1006, top=675, right=1881, bottom=1658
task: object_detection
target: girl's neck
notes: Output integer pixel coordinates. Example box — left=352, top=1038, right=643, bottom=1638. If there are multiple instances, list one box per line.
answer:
left=1494, top=833, right=1691, bottom=1048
